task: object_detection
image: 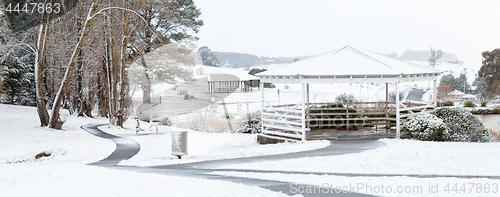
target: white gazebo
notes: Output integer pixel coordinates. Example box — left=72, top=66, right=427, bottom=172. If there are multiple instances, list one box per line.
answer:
left=256, top=45, right=442, bottom=141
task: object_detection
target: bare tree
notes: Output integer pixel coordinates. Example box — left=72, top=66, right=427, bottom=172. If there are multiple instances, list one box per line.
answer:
left=429, top=47, right=443, bottom=67
left=128, top=38, right=196, bottom=92
left=127, top=0, right=203, bottom=103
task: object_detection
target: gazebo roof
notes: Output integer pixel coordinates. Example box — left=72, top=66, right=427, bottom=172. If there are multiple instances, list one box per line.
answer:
left=257, top=45, right=442, bottom=83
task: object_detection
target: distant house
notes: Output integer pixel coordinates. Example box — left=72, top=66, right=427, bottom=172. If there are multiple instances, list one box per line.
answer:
left=463, top=94, right=478, bottom=101
left=206, top=73, right=260, bottom=93
left=448, top=90, right=464, bottom=99
left=468, top=86, right=479, bottom=95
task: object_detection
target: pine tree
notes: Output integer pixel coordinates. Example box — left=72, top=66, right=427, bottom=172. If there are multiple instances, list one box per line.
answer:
left=0, top=49, right=35, bottom=105
left=199, top=46, right=220, bottom=67
left=0, top=3, right=36, bottom=106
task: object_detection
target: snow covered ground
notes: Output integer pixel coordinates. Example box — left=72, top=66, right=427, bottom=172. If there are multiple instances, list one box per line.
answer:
left=216, top=138, right=500, bottom=176
left=1, top=61, right=494, bottom=196
left=211, top=139, right=500, bottom=196
left=96, top=123, right=329, bottom=167
left=212, top=171, right=500, bottom=197
left=0, top=104, right=324, bottom=196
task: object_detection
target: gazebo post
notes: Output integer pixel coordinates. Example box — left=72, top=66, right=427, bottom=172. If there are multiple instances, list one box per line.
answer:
left=395, top=81, right=400, bottom=139
left=306, top=83, right=310, bottom=129
left=385, top=83, right=389, bottom=132
left=433, top=79, right=437, bottom=107
left=301, top=81, right=306, bottom=141
left=260, top=82, right=264, bottom=134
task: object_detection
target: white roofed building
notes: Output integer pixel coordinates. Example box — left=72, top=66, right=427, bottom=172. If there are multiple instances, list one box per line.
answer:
left=448, top=90, right=465, bottom=100
left=206, top=73, right=260, bottom=94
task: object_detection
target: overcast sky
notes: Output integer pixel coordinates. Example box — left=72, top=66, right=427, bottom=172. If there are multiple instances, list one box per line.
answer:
left=193, top=0, right=500, bottom=65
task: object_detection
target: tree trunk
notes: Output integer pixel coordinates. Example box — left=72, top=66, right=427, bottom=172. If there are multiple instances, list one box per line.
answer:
left=141, top=54, right=151, bottom=103
left=142, top=82, right=151, bottom=104
left=97, top=61, right=109, bottom=118
left=48, top=1, right=100, bottom=129
left=34, top=11, right=51, bottom=127
left=117, top=4, right=129, bottom=127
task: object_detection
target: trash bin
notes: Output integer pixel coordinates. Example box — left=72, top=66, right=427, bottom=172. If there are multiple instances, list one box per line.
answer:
left=172, top=131, right=188, bottom=159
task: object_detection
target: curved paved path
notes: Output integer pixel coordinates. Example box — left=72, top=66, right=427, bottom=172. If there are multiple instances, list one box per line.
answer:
left=81, top=124, right=140, bottom=166
left=82, top=123, right=377, bottom=196
left=82, top=123, right=500, bottom=196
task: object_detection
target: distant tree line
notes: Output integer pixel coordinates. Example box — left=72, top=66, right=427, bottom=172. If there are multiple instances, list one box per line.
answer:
left=213, top=51, right=307, bottom=68
left=440, top=73, right=470, bottom=93
left=386, top=48, right=459, bottom=63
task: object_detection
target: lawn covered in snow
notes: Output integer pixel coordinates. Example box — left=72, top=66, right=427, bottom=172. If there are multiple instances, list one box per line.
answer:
left=97, top=123, right=329, bottom=167
left=217, top=138, right=500, bottom=176
left=212, top=171, right=500, bottom=197
left=0, top=104, right=324, bottom=196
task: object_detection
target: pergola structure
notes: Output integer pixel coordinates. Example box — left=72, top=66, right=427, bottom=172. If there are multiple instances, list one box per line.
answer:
left=256, top=45, right=442, bottom=141
left=207, top=73, right=260, bottom=93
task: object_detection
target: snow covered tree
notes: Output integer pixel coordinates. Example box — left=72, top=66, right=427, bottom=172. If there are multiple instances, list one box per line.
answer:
left=472, top=76, right=485, bottom=92
left=0, top=49, right=35, bottom=105
left=439, top=74, right=468, bottom=92
left=198, top=46, right=220, bottom=67
left=0, top=3, right=37, bottom=106
left=127, top=0, right=203, bottom=103
left=437, top=83, right=453, bottom=100
left=335, top=93, right=356, bottom=103
left=428, top=47, right=443, bottom=67
left=478, top=48, right=500, bottom=98
left=456, top=73, right=470, bottom=93
left=440, top=74, right=456, bottom=91
left=128, top=38, right=196, bottom=97
left=2, top=0, right=203, bottom=128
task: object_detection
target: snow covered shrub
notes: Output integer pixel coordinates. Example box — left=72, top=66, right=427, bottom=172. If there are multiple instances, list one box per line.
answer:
left=433, top=107, right=491, bottom=142
left=309, top=104, right=361, bottom=128
left=235, top=112, right=261, bottom=134
left=159, top=117, right=172, bottom=126
left=437, top=100, right=454, bottom=107
left=402, top=113, right=449, bottom=141
left=463, top=100, right=476, bottom=108
left=176, top=109, right=234, bottom=133
left=480, top=100, right=488, bottom=107
left=335, top=93, right=356, bottom=103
